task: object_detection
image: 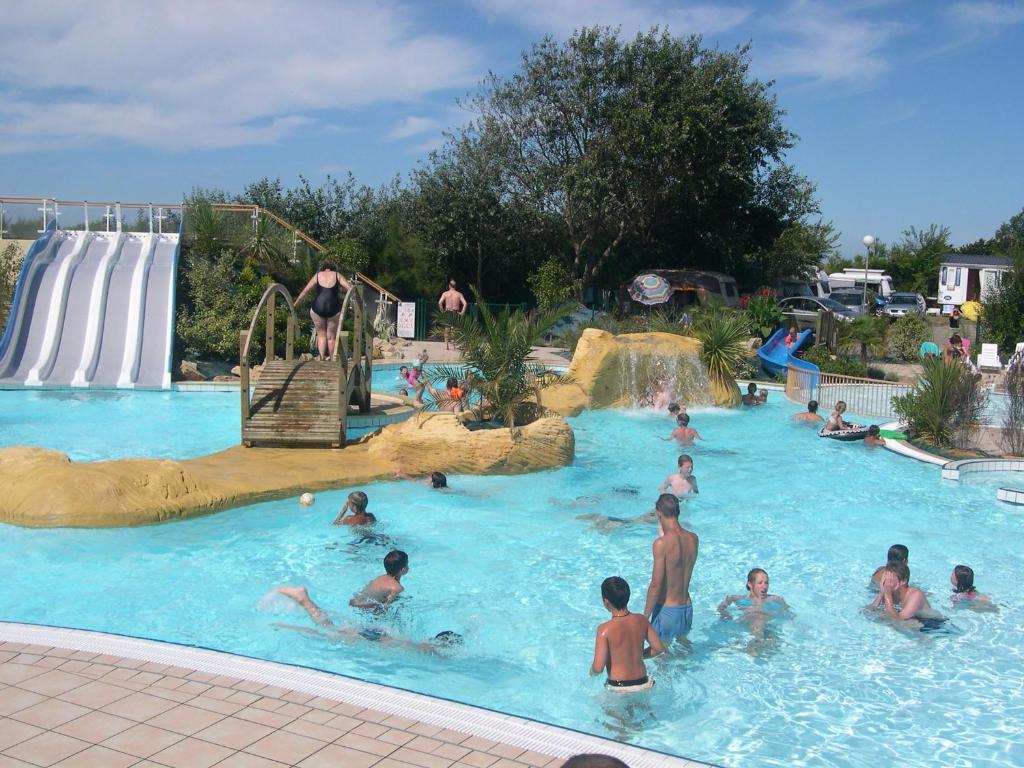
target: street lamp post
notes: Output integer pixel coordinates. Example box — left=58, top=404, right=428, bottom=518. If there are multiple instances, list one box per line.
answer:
left=862, top=235, right=875, bottom=310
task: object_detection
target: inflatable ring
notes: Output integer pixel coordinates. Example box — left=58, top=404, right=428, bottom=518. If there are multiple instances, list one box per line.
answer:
left=818, top=424, right=870, bottom=441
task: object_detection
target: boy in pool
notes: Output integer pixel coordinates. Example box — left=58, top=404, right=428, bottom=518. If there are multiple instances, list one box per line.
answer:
left=394, top=470, right=448, bottom=489
left=864, top=425, right=886, bottom=447
left=871, top=544, right=908, bottom=587
left=332, top=491, right=376, bottom=526
left=869, top=562, right=946, bottom=628
left=664, top=413, right=702, bottom=445
left=277, top=549, right=410, bottom=620
left=590, top=576, right=664, bottom=692
left=659, top=454, right=699, bottom=496
left=644, top=494, right=698, bottom=644
left=792, top=400, right=823, bottom=423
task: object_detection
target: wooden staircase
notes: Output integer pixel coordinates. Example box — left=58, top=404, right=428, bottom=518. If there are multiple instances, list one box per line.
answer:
left=239, top=282, right=374, bottom=449
left=242, top=360, right=344, bottom=447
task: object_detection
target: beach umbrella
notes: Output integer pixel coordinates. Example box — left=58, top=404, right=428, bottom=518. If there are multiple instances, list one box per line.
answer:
left=629, top=273, right=673, bottom=305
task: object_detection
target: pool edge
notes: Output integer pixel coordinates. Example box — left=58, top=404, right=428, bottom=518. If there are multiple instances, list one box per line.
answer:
left=0, top=621, right=712, bottom=768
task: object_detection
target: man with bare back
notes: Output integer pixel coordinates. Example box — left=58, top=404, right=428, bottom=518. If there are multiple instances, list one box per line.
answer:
left=643, top=493, right=698, bottom=643
left=438, top=279, right=468, bottom=350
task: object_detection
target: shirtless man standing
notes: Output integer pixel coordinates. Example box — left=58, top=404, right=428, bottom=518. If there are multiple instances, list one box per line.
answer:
left=644, top=494, right=699, bottom=643
left=437, top=280, right=468, bottom=350
left=590, top=576, right=664, bottom=692
left=792, top=400, right=823, bottom=423
left=660, top=454, right=699, bottom=496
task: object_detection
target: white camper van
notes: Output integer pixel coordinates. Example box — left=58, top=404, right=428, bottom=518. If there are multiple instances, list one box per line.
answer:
left=827, top=269, right=895, bottom=300
left=937, top=254, right=1012, bottom=310
left=777, top=269, right=831, bottom=299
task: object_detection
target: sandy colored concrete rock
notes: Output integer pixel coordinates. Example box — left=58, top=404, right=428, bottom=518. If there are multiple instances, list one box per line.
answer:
left=0, top=413, right=575, bottom=528
left=542, top=329, right=736, bottom=414
left=368, top=413, right=574, bottom=475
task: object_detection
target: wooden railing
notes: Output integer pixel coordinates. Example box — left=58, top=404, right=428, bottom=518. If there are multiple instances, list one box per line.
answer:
left=238, top=283, right=298, bottom=430
left=334, top=283, right=374, bottom=418
left=786, top=362, right=913, bottom=419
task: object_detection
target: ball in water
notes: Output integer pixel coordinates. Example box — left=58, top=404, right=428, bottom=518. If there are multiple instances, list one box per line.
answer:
left=299, top=492, right=315, bottom=507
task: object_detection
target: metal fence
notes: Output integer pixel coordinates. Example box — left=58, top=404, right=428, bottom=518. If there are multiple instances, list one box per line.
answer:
left=786, top=363, right=913, bottom=419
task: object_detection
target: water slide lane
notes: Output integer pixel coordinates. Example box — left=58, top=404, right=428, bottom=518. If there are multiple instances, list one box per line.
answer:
left=133, top=234, right=178, bottom=388
left=0, top=233, right=81, bottom=382
left=71, top=232, right=126, bottom=386
left=117, top=234, right=157, bottom=388
left=757, top=327, right=813, bottom=378
left=90, top=236, right=145, bottom=387
left=47, top=234, right=124, bottom=385
left=0, top=221, right=56, bottom=364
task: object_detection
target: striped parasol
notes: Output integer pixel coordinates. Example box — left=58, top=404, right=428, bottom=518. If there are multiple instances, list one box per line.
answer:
left=628, top=273, right=673, bottom=305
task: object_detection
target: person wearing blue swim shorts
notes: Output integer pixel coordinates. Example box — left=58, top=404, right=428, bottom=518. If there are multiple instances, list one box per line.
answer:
left=643, top=494, right=698, bottom=644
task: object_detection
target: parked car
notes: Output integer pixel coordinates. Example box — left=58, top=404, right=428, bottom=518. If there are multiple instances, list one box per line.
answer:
left=881, top=292, right=926, bottom=319
left=828, top=288, right=883, bottom=316
left=778, top=296, right=857, bottom=330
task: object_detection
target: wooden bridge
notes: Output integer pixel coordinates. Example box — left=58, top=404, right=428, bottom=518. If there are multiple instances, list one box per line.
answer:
left=239, top=282, right=373, bottom=447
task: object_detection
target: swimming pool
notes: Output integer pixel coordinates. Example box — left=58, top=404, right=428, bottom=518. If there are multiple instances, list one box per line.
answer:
left=1, top=399, right=1022, bottom=767
left=0, top=388, right=238, bottom=461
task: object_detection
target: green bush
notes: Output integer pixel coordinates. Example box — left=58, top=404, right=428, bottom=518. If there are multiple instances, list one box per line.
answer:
left=801, top=344, right=867, bottom=377
left=893, top=355, right=986, bottom=448
left=0, top=243, right=23, bottom=331
left=528, top=258, right=577, bottom=312
left=887, top=313, right=931, bottom=361
left=983, top=258, right=1024, bottom=354
left=745, top=295, right=783, bottom=340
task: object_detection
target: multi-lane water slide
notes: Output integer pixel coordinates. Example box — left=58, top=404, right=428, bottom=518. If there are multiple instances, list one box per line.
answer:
left=0, top=205, right=179, bottom=389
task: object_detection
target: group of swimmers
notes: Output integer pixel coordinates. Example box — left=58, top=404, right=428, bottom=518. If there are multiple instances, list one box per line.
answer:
left=396, top=350, right=468, bottom=412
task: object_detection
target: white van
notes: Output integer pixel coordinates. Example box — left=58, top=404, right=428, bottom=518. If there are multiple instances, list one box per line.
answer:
left=827, top=268, right=895, bottom=299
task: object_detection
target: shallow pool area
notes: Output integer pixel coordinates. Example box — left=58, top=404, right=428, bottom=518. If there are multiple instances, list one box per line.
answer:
left=0, top=388, right=238, bottom=461
left=1, top=399, right=1023, bottom=767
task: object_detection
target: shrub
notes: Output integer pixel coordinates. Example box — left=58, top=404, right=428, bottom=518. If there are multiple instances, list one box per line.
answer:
left=893, top=356, right=985, bottom=448
left=801, top=344, right=868, bottom=378
left=887, top=313, right=931, bottom=361
left=983, top=257, right=1024, bottom=354
left=745, top=294, right=783, bottom=340
left=1003, top=363, right=1024, bottom=456
left=692, top=307, right=750, bottom=394
left=528, top=258, right=577, bottom=312
left=839, top=315, right=887, bottom=366
left=0, top=242, right=23, bottom=331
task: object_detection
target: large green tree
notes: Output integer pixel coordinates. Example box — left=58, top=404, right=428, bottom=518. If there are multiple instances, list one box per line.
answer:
left=464, top=27, right=802, bottom=296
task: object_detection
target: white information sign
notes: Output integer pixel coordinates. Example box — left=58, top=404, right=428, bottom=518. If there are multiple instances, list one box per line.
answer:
left=397, top=302, right=416, bottom=338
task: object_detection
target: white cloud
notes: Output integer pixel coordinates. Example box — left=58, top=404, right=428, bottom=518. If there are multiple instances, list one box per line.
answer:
left=949, top=1, right=1024, bottom=26
left=387, top=116, right=442, bottom=141
left=756, top=1, right=905, bottom=85
left=471, top=0, right=752, bottom=37
left=0, top=1, right=482, bottom=153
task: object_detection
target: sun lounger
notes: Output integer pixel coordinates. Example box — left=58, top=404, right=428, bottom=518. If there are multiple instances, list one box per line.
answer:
left=978, top=343, right=1002, bottom=370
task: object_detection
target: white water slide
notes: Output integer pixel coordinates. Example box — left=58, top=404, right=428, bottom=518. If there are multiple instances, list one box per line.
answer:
left=0, top=221, right=179, bottom=389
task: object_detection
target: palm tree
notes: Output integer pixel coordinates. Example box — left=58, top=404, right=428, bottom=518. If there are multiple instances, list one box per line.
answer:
left=840, top=315, right=888, bottom=368
left=433, top=292, right=570, bottom=427
left=692, top=307, right=749, bottom=406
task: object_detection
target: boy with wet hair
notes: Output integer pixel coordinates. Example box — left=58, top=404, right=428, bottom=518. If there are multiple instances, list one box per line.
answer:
left=741, top=382, right=767, bottom=406
left=871, top=544, right=908, bottom=586
left=332, top=491, right=376, bottom=526
left=660, top=454, right=699, bottom=496
left=644, top=494, right=699, bottom=643
left=277, top=549, right=410, bottom=621
left=590, top=576, right=664, bottom=692
left=864, top=424, right=886, bottom=447
left=870, top=562, right=945, bottom=628
left=665, top=413, right=702, bottom=445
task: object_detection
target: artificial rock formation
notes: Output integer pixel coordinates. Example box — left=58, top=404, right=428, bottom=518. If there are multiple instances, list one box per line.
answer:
left=0, top=412, right=575, bottom=528
left=542, top=329, right=739, bottom=415
left=368, top=413, right=575, bottom=475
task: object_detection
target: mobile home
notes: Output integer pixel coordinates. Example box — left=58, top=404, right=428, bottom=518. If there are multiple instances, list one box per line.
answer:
left=937, top=254, right=1012, bottom=310
left=777, top=269, right=830, bottom=299
left=827, top=268, right=895, bottom=299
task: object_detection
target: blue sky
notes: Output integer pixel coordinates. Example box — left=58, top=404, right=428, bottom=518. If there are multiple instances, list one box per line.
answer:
left=1, top=0, right=1022, bottom=257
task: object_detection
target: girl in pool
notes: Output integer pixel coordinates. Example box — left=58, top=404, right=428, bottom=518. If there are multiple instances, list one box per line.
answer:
left=718, top=568, right=791, bottom=618
left=950, top=564, right=995, bottom=609
left=824, top=400, right=850, bottom=432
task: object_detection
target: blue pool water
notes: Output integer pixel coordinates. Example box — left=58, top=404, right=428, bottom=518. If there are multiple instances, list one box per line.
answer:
left=1, top=398, right=1022, bottom=767
left=0, top=389, right=238, bottom=461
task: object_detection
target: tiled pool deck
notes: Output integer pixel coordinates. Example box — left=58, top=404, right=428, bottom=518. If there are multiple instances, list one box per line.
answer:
left=0, top=623, right=703, bottom=768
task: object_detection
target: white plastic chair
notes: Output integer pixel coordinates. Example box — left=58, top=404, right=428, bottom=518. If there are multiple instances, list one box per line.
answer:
left=978, top=343, right=1002, bottom=370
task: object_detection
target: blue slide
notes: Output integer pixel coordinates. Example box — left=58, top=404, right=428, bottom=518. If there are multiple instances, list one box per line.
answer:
left=757, top=327, right=813, bottom=378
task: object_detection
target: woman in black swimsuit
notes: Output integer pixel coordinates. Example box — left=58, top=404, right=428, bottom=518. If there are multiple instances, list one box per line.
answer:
left=295, top=261, right=352, bottom=360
